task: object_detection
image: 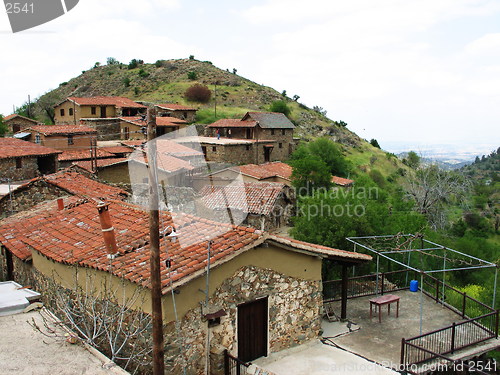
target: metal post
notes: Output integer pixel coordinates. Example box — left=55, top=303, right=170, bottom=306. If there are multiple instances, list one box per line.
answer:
left=493, top=267, right=498, bottom=310
left=376, top=255, right=380, bottom=295
left=341, top=264, right=348, bottom=320
left=147, top=108, right=165, bottom=375
left=400, top=338, right=406, bottom=366
left=462, top=292, right=467, bottom=318
left=451, top=322, right=456, bottom=354
left=442, top=250, right=446, bottom=304
left=205, top=241, right=212, bottom=375
left=419, top=272, right=424, bottom=335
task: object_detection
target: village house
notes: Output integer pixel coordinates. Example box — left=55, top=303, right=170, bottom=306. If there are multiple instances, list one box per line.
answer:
left=3, top=114, right=41, bottom=134
left=0, top=138, right=60, bottom=182
left=72, top=158, right=129, bottom=183
left=119, top=116, right=188, bottom=140
left=19, top=125, right=97, bottom=151
left=0, top=197, right=371, bottom=374
left=0, top=168, right=128, bottom=218
left=331, top=176, right=354, bottom=187
left=57, top=148, right=118, bottom=169
left=207, top=112, right=296, bottom=163
left=196, top=162, right=293, bottom=189
left=54, top=96, right=147, bottom=141
left=155, top=103, right=198, bottom=122
left=198, top=182, right=295, bottom=231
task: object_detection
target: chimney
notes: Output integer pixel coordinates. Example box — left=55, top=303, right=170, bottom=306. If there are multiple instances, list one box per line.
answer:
left=96, top=201, right=119, bottom=256
left=57, top=198, right=64, bottom=210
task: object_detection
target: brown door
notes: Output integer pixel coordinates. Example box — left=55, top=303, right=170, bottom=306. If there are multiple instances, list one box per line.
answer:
left=100, top=106, right=107, bottom=118
left=264, top=147, right=271, bottom=162
left=238, top=297, right=268, bottom=362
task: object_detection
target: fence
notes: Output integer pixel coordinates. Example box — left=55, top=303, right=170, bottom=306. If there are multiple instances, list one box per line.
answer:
left=224, top=350, right=249, bottom=375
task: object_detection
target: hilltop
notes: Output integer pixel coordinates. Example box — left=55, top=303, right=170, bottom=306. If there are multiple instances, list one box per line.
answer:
left=15, top=57, right=408, bottom=179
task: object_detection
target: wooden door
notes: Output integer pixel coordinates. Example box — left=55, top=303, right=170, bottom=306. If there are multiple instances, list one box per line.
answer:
left=100, top=106, right=107, bottom=118
left=237, top=297, right=268, bottom=362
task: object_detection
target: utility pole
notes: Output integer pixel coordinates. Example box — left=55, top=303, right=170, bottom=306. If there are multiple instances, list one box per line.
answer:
left=147, top=107, right=165, bottom=375
left=214, top=81, right=217, bottom=119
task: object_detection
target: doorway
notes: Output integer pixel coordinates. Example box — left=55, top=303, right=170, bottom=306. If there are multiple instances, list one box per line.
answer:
left=237, top=297, right=268, bottom=362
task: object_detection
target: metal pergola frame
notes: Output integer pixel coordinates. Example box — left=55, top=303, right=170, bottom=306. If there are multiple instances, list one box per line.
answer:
left=347, top=234, right=498, bottom=334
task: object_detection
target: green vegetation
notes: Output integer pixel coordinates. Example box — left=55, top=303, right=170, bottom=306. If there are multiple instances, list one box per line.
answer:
left=370, top=138, right=381, bottom=149
left=269, top=100, right=291, bottom=117
left=0, top=114, right=7, bottom=136
left=187, top=71, right=197, bottom=80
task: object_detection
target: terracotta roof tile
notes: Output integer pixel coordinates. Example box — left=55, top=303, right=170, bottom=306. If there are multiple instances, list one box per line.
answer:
left=156, top=103, right=197, bottom=111
left=58, top=149, right=115, bottom=161
left=331, top=176, right=354, bottom=186
left=199, top=182, right=287, bottom=215
left=74, top=158, right=127, bottom=172
left=3, top=114, right=40, bottom=123
left=119, top=116, right=187, bottom=127
left=67, top=96, right=146, bottom=108
left=207, top=119, right=257, bottom=128
left=27, top=125, right=97, bottom=135
left=156, top=139, right=203, bottom=158
left=231, top=162, right=292, bottom=181
left=99, top=146, right=134, bottom=155
left=0, top=138, right=61, bottom=159
left=131, top=151, right=194, bottom=173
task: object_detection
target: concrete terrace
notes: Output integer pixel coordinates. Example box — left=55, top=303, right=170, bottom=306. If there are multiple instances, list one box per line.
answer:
left=322, top=290, right=499, bottom=369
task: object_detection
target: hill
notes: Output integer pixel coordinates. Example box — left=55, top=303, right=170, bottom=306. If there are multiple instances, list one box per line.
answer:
left=13, top=57, right=408, bottom=179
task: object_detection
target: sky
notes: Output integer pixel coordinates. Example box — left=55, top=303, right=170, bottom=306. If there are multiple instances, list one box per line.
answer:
left=1, top=0, right=499, bottom=154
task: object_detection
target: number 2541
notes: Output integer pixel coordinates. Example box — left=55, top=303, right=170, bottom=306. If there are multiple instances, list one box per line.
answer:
left=5, top=3, right=34, bottom=14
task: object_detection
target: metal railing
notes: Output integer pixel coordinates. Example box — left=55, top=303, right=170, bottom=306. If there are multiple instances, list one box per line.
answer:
left=224, top=350, right=249, bottom=375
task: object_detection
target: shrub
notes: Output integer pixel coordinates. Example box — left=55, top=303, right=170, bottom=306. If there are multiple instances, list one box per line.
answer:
left=138, top=69, right=149, bottom=78
left=128, top=59, right=143, bottom=70
left=134, top=87, right=140, bottom=95
left=123, top=77, right=131, bottom=87
left=106, top=57, right=119, bottom=65
left=370, top=139, right=381, bottom=149
left=184, top=84, right=211, bottom=103
left=187, top=71, right=197, bottom=80
left=269, top=100, right=291, bottom=117
left=189, top=55, right=195, bottom=60
left=155, top=60, right=164, bottom=68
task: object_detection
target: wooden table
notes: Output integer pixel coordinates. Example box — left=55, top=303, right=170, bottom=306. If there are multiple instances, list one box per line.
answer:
left=369, top=294, right=400, bottom=323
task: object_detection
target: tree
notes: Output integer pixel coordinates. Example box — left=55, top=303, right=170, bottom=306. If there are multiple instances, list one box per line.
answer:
left=232, top=68, right=237, bottom=74
left=187, top=71, right=197, bottom=80
left=0, top=114, right=7, bottom=136
left=106, top=57, right=119, bottom=65
left=307, top=138, right=350, bottom=177
left=292, top=95, right=300, bottom=101
left=289, top=155, right=332, bottom=196
left=403, top=165, right=471, bottom=229
left=123, top=77, right=131, bottom=87
left=405, top=151, right=421, bottom=169
left=269, top=100, right=291, bottom=117
left=370, top=139, right=381, bottom=149
left=128, top=59, right=143, bottom=70
left=184, top=84, right=211, bottom=103
left=313, top=106, right=327, bottom=116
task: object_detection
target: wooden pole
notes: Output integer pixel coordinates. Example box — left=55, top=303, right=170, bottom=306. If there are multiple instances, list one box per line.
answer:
left=341, top=263, right=349, bottom=320
left=147, top=108, right=165, bottom=375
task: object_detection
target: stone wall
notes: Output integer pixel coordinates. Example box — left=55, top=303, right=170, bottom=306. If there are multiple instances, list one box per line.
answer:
left=0, top=157, right=39, bottom=182
left=163, top=265, right=322, bottom=374
left=0, top=180, right=66, bottom=218
left=80, top=119, right=121, bottom=141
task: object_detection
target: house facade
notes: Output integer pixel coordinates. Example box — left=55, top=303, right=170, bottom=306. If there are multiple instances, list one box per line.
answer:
left=119, top=116, right=188, bottom=140
left=207, top=112, right=295, bottom=163
left=0, top=138, right=60, bottom=182
left=0, top=198, right=371, bottom=374
left=22, top=125, right=97, bottom=151
left=155, top=103, right=197, bottom=123
left=3, top=114, right=41, bottom=134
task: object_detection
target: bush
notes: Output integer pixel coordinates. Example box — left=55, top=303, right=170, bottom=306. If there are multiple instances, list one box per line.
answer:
left=187, top=71, right=197, bottom=80
left=138, top=69, right=149, bottom=78
left=123, top=77, right=131, bottom=87
left=155, top=60, right=164, bottom=68
left=370, top=139, right=381, bottom=149
left=134, top=87, right=140, bottom=95
left=269, top=100, right=291, bottom=117
left=184, top=84, right=211, bottom=103
left=0, top=115, right=7, bottom=136
left=189, top=55, right=195, bottom=60
left=128, top=59, right=143, bottom=70
left=106, top=57, right=119, bottom=65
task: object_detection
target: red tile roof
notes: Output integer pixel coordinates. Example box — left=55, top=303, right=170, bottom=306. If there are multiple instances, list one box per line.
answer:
left=0, top=199, right=369, bottom=293
left=232, top=162, right=292, bottom=181
left=0, top=138, right=61, bottom=159
left=99, top=146, right=134, bottom=155
left=156, top=103, right=197, bottom=111
left=74, top=158, right=128, bottom=172
left=58, top=149, right=115, bottom=162
left=331, top=176, right=354, bottom=186
left=3, top=114, right=40, bottom=123
left=27, top=125, right=97, bottom=135
left=121, top=140, right=144, bottom=147
left=156, top=139, right=203, bottom=158
left=199, top=182, right=287, bottom=215
left=66, top=97, right=146, bottom=108
left=120, top=116, right=187, bottom=127
left=131, top=151, right=194, bottom=173
left=208, top=119, right=257, bottom=128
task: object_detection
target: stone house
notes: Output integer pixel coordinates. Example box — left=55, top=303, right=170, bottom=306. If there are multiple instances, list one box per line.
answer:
left=196, top=162, right=293, bottom=190
left=0, top=198, right=371, bottom=374
left=207, top=112, right=295, bottom=162
left=54, top=96, right=147, bottom=141
left=198, top=182, right=295, bottom=231
left=3, top=114, right=41, bottom=134
left=0, top=168, right=128, bottom=218
left=72, top=158, right=129, bottom=183
left=119, top=116, right=188, bottom=140
left=0, top=138, right=60, bottom=182
left=155, top=103, right=198, bottom=123
left=20, top=125, right=97, bottom=151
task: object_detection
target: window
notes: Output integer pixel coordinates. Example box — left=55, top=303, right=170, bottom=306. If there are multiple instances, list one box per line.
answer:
left=212, top=146, right=217, bottom=152
left=282, top=129, right=286, bottom=135
left=246, top=145, right=250, bottom=151
left=67, top=135, right=74, bottom=145
left=15, top=158, right=22, bottom=169
left=35, top=134, right=41, bottom=144
left=271, top=129, right=275, bottom=135
left=60, top=108, right=65, bottom=116
left=279, top=143, right=283, bottom=149
left=69, top=108, right=73, bottom=116
left=91, top=106, right=96, bottom=115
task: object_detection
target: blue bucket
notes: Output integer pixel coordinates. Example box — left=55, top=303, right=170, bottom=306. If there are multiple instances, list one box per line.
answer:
left=410, top=280, right=419, bottom=292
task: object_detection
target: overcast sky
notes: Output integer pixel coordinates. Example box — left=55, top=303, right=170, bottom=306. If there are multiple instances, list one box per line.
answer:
left=1, top=0, right=499, bottom=153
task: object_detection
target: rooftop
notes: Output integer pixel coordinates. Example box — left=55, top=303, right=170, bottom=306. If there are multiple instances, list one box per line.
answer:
left=3, top=114, right=40, bottom=124
left=332, top=176, right=354, bottom=186
left=74, top=158, right=128, bottom=172
left=156, top=103, right=197, bottom=111
left=58, top=149, right=115, bottom=162
left=98, top=146, right=134, bottom=155
left=26, top=125, right=97, bottom=135
left=65, top=96, right=146, bottom=108
left=0, top=138, right=61, bottom=159
left=119, top=116, right=187, bottom=127
left=243, top=112, right=295, bottom=129
left=176, top=136, right=275, bottom=146
left=236, top=162, right=292, bottom=181
left=208, top=119, right=257, bottom=128
left=199, top=182, right=289, bottom=216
